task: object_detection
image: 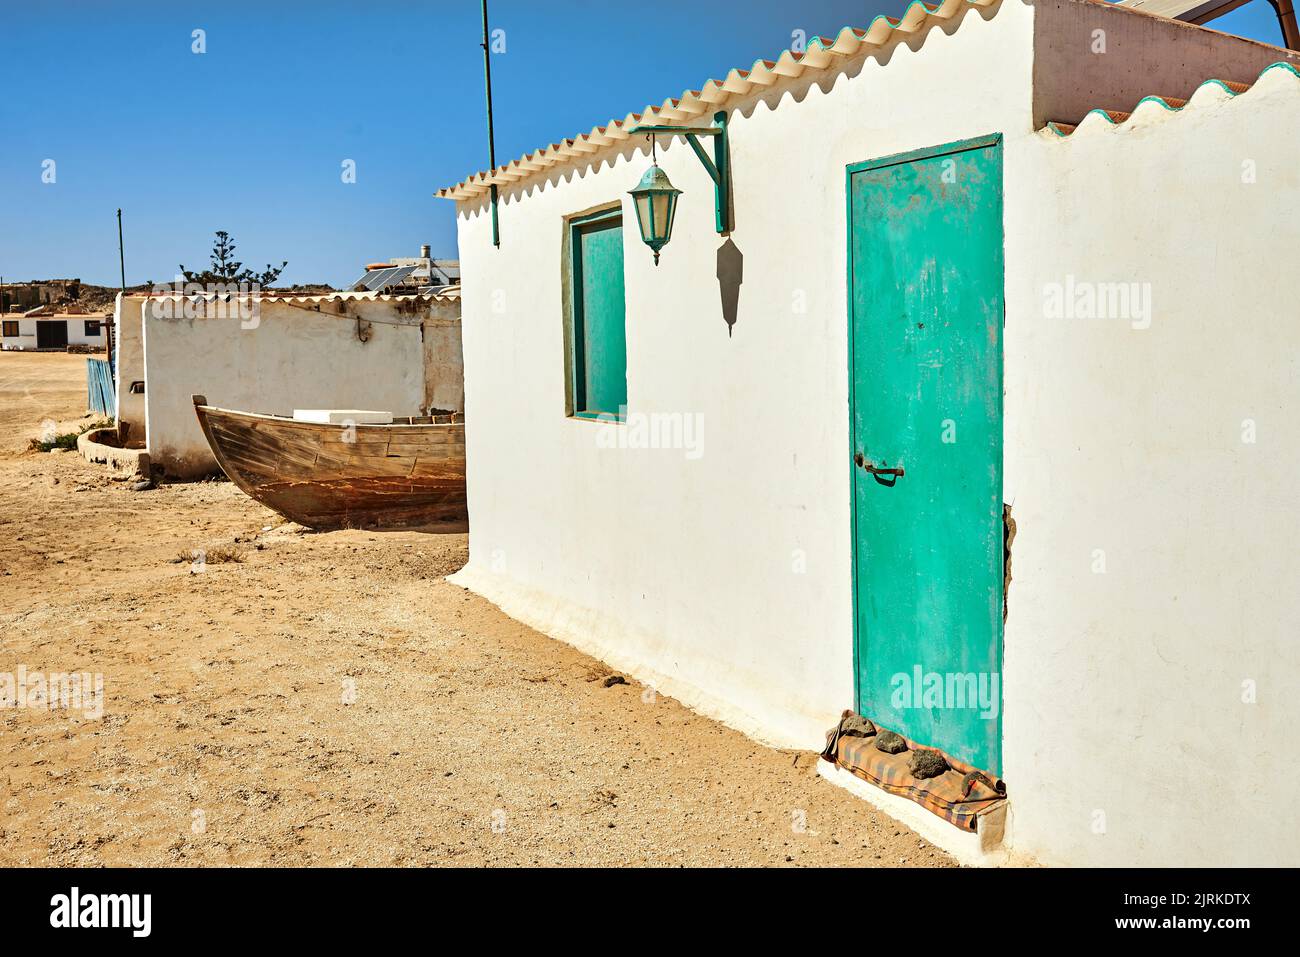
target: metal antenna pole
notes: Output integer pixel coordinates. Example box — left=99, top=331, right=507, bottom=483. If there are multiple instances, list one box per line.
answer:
left=116, top=208, right=126, bottom=295
left=114, top=208, right=126, bottom=372
left=481, top=0, right=500, bottom=246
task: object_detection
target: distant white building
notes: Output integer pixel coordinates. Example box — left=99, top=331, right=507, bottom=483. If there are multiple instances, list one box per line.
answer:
left=112, top=286, right=462, bottom=477
left=1, top=307, right=108, bottom=351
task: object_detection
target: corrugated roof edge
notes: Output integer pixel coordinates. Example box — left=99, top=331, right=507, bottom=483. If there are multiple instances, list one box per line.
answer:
left=434, top=0, right=999, bottom=201
left=1043, top=60, right=1300, bottom=137
left=134, top=286, right=461, bottom=305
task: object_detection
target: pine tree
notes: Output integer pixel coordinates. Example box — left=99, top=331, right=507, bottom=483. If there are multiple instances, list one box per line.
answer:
left=180, top=231, right=287, bottom=286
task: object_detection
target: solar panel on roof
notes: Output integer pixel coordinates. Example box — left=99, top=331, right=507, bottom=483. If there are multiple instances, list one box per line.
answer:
left=351, top=265, right=418, bottom=292
left=381, top=265, right=417, bottom=290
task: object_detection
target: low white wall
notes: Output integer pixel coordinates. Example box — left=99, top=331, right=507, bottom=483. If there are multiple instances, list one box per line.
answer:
left=1001, top=63, right=1300, bottom=866
left=1, top=321, right=39, bottom=350
left=141, top=297, right=432, bottom=477
left=452, top=1, right=1035, bottom=749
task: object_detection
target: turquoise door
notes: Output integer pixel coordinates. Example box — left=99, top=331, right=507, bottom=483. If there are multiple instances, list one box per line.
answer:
left=848, top=135, right=1004, bottom=774
left=571, top=211, right=628, bottom=418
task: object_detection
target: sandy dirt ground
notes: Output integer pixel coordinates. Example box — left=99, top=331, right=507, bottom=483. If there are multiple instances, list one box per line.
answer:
left=0, top=351, right=952, bottom=867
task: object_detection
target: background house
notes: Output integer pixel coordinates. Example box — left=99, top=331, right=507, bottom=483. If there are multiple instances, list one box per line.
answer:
left=112, top=287, right=462, bottom=477
left=2, top=305, right=108, bottom=351
left=439, top=0, right=1300, bottom=866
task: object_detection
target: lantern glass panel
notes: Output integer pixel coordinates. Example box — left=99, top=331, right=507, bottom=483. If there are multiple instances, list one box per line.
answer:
left=635, top=192, right=655, bottom=243
left=652, top=193, right=674, bottom=242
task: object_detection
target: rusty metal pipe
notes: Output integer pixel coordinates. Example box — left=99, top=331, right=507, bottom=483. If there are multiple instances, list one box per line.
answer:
left=1270, top=0, right=1300, bottom=51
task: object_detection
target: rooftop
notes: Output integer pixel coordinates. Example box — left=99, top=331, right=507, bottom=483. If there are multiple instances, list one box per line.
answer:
left=436, top=0, right=974, bottom=201
left=436, top=0, right=1298, bottom=201
left=133, top=287, right=461, bottom=305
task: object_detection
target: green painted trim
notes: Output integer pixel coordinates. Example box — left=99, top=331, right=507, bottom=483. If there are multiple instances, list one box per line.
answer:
left=1261, top=60, right=1300, bottom=79
left=845, top=133, right=1002, bottom=176
left=571, top=409, right=626, bottom=423
left=568, top=206, right=622, bottom=415
left=570, top=206, right=623, bottom=227
left=1050, top=61, right=1300, bottom=139
left=1134, top=95, right=1178, bottom=112
left=566, top=204, right=627, bottom=421
left=709, top=111, right=730, bottom=233
left=632, top=112, right=731, bottom=234
left=845, top=154, right=860, bottom=713
left=627, top=124, right=721, bottom=136
left=1199, top=79, right=1242, bottom=98
left=845, top=132, right=1006, bottom=762
left=685, top=132, right=721, bottom=185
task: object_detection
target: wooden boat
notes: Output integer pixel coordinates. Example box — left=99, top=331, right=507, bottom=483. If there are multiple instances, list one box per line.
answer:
left=191, top=395, right=467, bottom=531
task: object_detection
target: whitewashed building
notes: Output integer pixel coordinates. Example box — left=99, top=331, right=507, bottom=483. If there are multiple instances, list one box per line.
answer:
left=2, top=309, right=108, bottom=351
left=112, top=287, right=462, bottom=478
left=438, top=0, right=1300, bottom=866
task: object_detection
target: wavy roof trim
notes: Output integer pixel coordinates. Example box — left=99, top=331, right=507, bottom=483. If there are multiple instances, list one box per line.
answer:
left=1043, top=60, right=1299, bottom=137
left=138, top=287, right=461, bottom=305
left=435, top=0, right=997, bottom=201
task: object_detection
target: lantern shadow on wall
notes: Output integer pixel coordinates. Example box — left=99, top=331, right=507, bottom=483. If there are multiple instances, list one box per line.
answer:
left=716, top=238, right=742, bottom=337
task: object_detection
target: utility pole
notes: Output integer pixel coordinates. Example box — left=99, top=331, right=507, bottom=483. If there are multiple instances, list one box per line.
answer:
left=481, top=0, right=500, bottom=246
left=116, top=208, right=126, bottom=295
left=113, top=209, right=126, bottom=371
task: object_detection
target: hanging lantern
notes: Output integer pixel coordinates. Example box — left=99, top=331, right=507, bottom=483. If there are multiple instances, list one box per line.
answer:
left=628, top=164, right=682, bottom=266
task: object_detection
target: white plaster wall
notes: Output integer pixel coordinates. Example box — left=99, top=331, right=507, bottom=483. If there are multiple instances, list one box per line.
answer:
left=114, top=295, right=147, bottom=446
left=66, top=319, right=106, bottom=346
left=451, top=2, right=1036, bottom=749
left=1, top=321, right=39, bottom=350
left=142, top=298, right=429, bottom=477
left=421, top=299, right=465, bottom=412
left=1000, top=64, right=1300, bottom=866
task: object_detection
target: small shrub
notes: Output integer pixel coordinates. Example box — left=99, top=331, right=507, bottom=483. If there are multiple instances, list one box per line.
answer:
left=28, top=432, right=81, bottom=452
left=176, top=544, right=247, bottom=566
left=28, top=419, right=112, bottom=453
left=204, top=544, right=248, bottom=564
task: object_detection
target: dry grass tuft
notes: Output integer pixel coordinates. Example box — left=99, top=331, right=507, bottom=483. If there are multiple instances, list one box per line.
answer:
left=205, top=544, right=248, bottom=564
left=176, top=544, right=248, bottom=565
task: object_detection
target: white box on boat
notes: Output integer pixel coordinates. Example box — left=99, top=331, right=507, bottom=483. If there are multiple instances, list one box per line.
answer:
left=291, top=409, right=393, bottom=425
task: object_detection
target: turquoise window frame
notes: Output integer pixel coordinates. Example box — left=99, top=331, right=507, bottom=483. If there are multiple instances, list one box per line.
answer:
left=567, top=206, right=628, bottom=422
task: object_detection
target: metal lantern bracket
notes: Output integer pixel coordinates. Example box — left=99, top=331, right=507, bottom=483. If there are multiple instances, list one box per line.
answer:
left=629, top=111, right=731, bottom=234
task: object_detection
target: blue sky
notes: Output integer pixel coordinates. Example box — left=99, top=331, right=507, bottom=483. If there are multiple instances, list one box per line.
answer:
left=0, top=0, right=1287, bottom=287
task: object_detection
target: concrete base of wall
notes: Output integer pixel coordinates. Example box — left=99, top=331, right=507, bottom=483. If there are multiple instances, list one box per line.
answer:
left=447, top=562, right=831, bottom=749
left=816, top=760, right=1022, bottom=867
left=77, top=428, right=151, bottom=477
